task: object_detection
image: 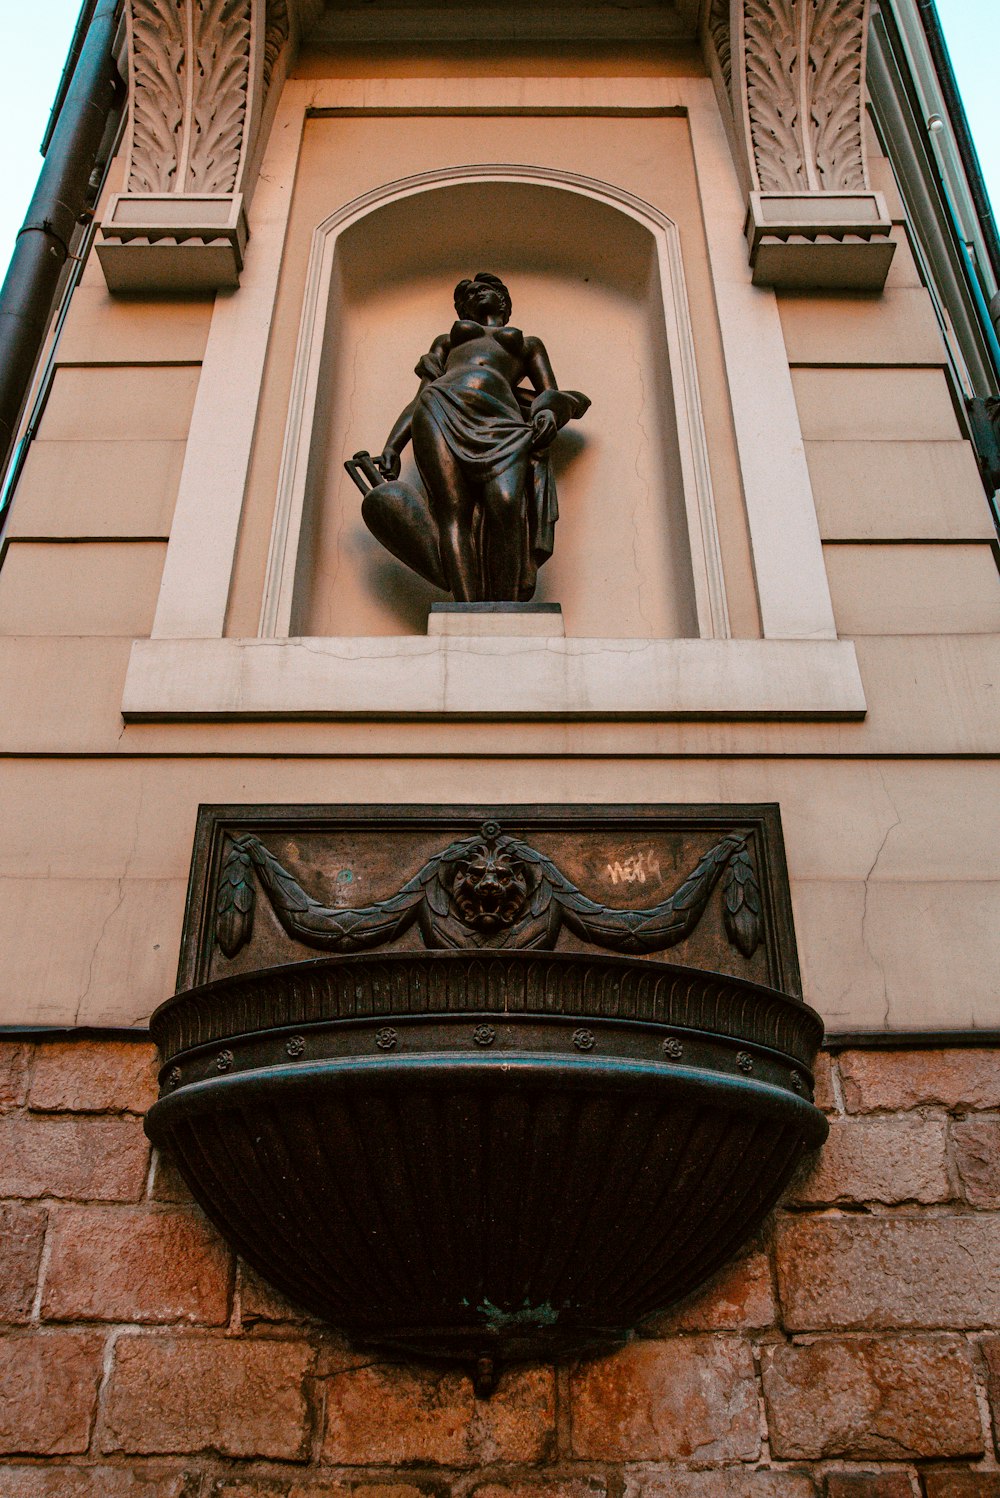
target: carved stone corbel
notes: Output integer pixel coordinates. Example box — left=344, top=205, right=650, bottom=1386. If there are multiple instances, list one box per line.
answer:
left=98, top=0, right=307, bottom=291
left=704, top=0, right=895, bottom=291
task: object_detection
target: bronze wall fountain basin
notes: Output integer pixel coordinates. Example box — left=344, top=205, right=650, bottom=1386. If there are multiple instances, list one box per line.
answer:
left=146, top=807, right=827, bottom=1391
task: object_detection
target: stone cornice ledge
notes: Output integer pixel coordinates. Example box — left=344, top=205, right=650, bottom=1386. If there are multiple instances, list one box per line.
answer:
left=123, top=637, right=867, bottom=721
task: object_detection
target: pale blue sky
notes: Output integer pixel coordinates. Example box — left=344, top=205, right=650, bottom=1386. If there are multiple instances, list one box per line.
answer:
left=0, top=0, right=997, bottom=286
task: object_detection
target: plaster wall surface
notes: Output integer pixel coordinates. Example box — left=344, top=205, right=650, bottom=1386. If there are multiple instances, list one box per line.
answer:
left=0, top=756, right=996, bottom=1032
left=0, top=39, right=996, bottom=1041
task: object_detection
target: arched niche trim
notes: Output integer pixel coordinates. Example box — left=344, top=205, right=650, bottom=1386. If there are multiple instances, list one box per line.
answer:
left=258, top=162, right=731, bottom=641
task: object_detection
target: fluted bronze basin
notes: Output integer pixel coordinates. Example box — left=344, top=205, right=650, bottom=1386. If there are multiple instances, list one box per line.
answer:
left=146, top=950, right=826, bottom=1388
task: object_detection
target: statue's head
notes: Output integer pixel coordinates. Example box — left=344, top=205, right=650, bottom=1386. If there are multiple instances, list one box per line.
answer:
left=454, top=271, right=512, bottom=325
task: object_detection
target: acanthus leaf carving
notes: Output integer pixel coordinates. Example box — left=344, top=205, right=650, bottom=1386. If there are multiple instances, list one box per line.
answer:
left=743, top=0, right=807, bottom=192
left=740, top=0, right=869, bottom=195
left=124, top=0, right=260, bottom=199
left=128, top=0, right=186, bottom=193
left=214, top=821, right=764, bottom=963
left=102, top=0, right=330, bottom=288
left=187, top=0, right=252, bottom=193
left=808, top=0, right=867, bottom=190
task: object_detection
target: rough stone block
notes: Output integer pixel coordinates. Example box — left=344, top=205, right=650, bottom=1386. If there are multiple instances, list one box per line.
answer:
left=953, top=1118, right=1000, bottom=1208
left=0, top=1043, right=31, bottom=1109
left=824, top=1475, right=915, bottom=1496
left=210, top=1485, right=300, bottom=1498
left=788, top=1115, right=950, bottom=1205
left=982, top=1340, right=1000, bottom=1457
left=621, top=1472, right=816, bottom=1497
left=776, top=1214, right=1000, bottom=1329
left=839, top=1050, right=1000, bottom=1113
left=322, top=1363, right=554, bottom=1466
left=813, top=1051, right=838, bottom=1112
left=0, top=1470, right=198, bottom=1497
left=923, top=1475, right=1000, bottom=1498
left=149, top=1148, right=196, bottom=1204
left=642, top=1239, right=776, bottom=1332
left=470, top=1484, right=606, bottom=1498
left=285, top=1484, right=358, bottom=1498
left=0, top=1205, right=47, bottom=1323
left=41, top=1206, right=231, bottom=1324
left=309, top=1334, right=377, bottom=1380
left=214, top=1485, right=313, bottom=1498
left=570, top=1337, right=759, bottom=1462
left=289, top=1486, right=420, bottom=1498
left=100, top=1334, right=312, bottom=1458
left=239, top=1260, right=314, bottom=1324
left=761, top=1335, right=982, bottom=1459
left=284, top=1485, right=353, bottom=1498
left=0, top=1114, right=148, bottom=1201
left=29, top=1041, right=158, bottom=1114
left=344, top=1489, right=426, bottom=1498
left=0, top=1331, right=104, bottom=1454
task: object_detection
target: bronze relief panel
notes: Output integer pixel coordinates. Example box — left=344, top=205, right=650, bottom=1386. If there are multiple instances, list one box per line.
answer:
left=180, top=805, right=800, bottom=997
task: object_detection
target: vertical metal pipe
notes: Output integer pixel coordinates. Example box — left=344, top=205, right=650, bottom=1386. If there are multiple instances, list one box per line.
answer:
left=915, top=0, right=1000, bottom=289
left=0, top=0, right=119, bottom=474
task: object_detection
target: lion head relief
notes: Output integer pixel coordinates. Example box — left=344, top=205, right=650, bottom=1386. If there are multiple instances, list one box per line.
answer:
left=445, top=825, right=532, bottom=934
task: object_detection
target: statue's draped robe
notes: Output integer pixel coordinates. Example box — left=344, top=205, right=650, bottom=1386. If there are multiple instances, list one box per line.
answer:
left=414, top=337, right=587, bottom=594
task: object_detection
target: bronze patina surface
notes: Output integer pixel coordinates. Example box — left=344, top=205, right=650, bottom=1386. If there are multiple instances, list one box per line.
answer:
left=345, top=272, right=589, bottom=602
left=179, top=803, right=800, bottom=993
left=149, top=805, right=822, bottom=1388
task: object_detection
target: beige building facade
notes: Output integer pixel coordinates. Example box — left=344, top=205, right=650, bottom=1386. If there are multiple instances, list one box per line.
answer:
left=0, top=0, right=999, bottom=1490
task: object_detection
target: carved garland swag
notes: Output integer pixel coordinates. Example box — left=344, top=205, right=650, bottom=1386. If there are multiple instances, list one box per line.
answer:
left=215, top=821, right=763, bottom=962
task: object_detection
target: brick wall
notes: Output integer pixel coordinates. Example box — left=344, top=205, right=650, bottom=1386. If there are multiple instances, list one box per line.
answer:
left=1, top=1037, right=999, bottom=1497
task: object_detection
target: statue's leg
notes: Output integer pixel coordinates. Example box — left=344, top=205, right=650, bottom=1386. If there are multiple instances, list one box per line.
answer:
left=481, top=458, right=531, bottom=601
left=411, top=405, right=479, bottom=601
left=361, top=481, right=446, bottom=591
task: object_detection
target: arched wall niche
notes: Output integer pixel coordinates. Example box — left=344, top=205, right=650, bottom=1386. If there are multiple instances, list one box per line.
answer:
left=260, top=165, right=730, bottom=642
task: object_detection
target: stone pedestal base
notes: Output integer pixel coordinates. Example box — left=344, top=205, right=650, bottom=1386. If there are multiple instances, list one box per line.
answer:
left=427, top=603, right=565, bottom=637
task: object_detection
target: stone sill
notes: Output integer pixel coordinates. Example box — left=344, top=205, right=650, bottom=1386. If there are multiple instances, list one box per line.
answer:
left=122, top=637, right=867, bottom=721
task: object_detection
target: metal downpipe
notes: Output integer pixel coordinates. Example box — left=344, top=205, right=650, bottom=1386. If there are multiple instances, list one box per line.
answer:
left=915, top=0, right=1000, bottom=292
left=0, top=0, right=119, bottom=476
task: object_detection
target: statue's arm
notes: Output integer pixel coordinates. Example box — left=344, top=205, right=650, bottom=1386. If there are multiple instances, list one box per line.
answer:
left=377, top=333, right=451, bottom=478
left=378, top=399, right=417, bottom=479
left=523, top=336, right=590, bottom=449
left=523, top=335, right=559, bottom=394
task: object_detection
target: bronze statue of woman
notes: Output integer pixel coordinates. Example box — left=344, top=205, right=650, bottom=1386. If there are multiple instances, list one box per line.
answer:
left=346, top=272, right=589, bottom=603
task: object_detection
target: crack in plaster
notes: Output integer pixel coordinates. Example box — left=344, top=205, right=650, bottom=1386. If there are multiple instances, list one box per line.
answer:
left=626, top=324, right=654, bottom=635
left=327, top=327, right=369, bottom=634
left=860, top=767, right=903, bottom=1030
left=72, top=780, right=144, bottom=1025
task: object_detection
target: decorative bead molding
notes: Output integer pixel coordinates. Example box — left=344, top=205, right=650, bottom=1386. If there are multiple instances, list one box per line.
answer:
left=707, top=0, right=733, bottom=97
left=98, top=0, right=308, bottom=291
left=704, top=0, right=895, bottom=290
